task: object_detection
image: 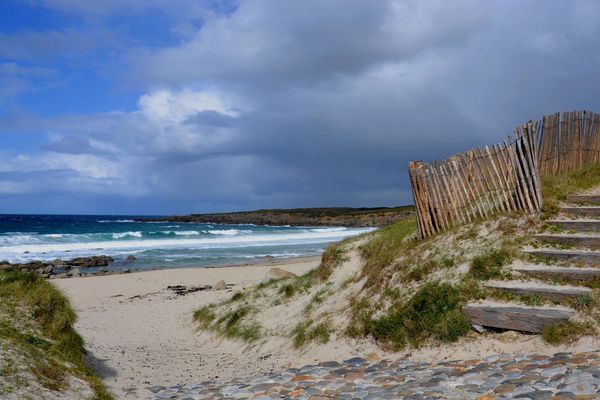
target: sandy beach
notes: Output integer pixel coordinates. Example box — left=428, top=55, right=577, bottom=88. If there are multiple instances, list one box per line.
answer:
left=55, top=248, right=600, bottom=400
left=54, top=257, right=322, bottom=399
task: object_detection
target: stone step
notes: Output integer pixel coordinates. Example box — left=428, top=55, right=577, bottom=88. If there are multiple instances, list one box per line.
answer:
left=561, top=206, right=600, bottom=217
left=485, top=280, right=591, bottom=301
left=463, top=301, right=574, bottom=333
left=535, top=233, right=600, bottom=248
left=524, top=248, right=600, bottom=266
left=566, top=194, right=600, bottom=204
left=514, top=265, right=600, bottom=282
left=548, top=219, right=600, bottom=232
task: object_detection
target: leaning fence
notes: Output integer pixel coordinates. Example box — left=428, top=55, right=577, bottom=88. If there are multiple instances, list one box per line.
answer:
left=408, top=122, right=542, bottom=239
left=409, top=110, right=600, bottom=239
left=538, top=111, right=600, bottom=175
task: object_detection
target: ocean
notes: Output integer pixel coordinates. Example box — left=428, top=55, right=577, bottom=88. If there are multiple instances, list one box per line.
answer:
left=0, top=215, right=374, bottom=271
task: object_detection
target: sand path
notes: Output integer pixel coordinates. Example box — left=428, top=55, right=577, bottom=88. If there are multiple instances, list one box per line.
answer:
left=54, top=258, right=318, bottom=399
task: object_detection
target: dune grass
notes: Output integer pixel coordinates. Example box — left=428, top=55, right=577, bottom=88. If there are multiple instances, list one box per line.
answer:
left=292, top=320, right=331, bottom=348
left=194, top=304, right=261, bottom=342
left=541, top=163, right=600, bottom=217
left=363, top=282, right=470, bottom=350
left=359, top=218, right=417, bottom=287
left=542, top=321, right=594, bottom=345
left=0, top=270, right=112, bottom=399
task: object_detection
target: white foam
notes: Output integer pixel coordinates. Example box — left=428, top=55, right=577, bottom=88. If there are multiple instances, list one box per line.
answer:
left=98, top=219, right=135, bottom=223
left=310, top=227, right=347, bottom=233
left=208, top=229, right=240, bottom=235
left=112, top=231, right=143, bottom=239
left=173, top=230, right=201, bottom=236
left=0, top=228, right=375, bottom=257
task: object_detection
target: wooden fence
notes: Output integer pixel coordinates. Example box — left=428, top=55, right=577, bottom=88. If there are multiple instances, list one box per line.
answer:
left=408, top=122, right=542, bottom=239
left=537, top=111, right=600, bottom=175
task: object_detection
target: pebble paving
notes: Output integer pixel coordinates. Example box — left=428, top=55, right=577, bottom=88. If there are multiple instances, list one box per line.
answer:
left=152, top=351, right=600, bottom=399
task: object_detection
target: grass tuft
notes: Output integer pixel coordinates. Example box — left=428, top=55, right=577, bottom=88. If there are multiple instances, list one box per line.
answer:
left=542, top=321, right=593, bottom=345
left=193, top=305, right=216, bottom=328
left=468, top=248, right=513, bottom=280
left=364, top=282, right=470, bottom=350
left=279, top=283, right=296, bottom=299
left=317, top=245, right=349, bottom=280
left=292, top=320, right=331, bottom=348
left=196, top=305, right=261, bottom=342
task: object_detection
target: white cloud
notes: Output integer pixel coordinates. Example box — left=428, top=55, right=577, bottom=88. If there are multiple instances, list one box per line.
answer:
left=138, top=88, right=239, bottom=125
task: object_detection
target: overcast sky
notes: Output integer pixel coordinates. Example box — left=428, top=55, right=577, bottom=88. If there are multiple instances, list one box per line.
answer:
left=1, top=0, right=599, bottom=215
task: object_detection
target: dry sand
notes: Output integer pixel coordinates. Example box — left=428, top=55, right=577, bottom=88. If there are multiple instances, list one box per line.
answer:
left=55, top=254, right=600, bottom=399
left=54, top=258, right=319, bottom=399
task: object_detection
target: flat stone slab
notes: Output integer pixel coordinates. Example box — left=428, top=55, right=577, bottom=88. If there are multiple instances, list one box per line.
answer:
left=566, top=194, right=600, bottom=204
left=485, top=280, right=591, bottom=300
left=152, top=351, right=600, bottom=399
left=548, top=219, right=600, bottom=232
left=514, top=264, right=600, bottom=282
left=535, top=233, right=600, bottom=248
left=462, top=302, right=574, bottom=333
left=561, top=206, right=600, bottom=217
left=524, top=248, right=600, bottom=265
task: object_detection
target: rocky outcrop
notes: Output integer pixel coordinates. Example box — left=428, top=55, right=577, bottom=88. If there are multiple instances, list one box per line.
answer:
left=137, top=206, right=414, bottom=227
left=0, top=255, right=116, bottom=278
left=64, top=255, right=113, bottom=268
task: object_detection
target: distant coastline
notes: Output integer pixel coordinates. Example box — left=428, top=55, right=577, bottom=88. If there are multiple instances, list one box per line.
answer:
left=136, top=205, right=415, bottom=227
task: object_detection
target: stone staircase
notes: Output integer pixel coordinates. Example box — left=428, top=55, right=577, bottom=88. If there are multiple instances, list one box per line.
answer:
left=463, top=191, right=600, bottom=334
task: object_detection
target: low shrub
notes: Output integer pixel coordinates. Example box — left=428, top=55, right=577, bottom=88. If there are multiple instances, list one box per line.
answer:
left=542, top=321, right=593, bottom=345
left=365, top=282, right=470, bottom=350
left=469, top=248, right=512, bottom=280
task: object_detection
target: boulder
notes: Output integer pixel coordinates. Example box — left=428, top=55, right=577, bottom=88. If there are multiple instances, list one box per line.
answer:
left=52, top=259, right=65, bottom=267
left=68, top=268, right=81, bottom=277
left=213, top=280, right=227, bottom=291
left=42, top=265, right=53, bottom=274
left=266, top=267, right=297, bottom=280
left=66, top=255, right=113, bottom=268
left=126, top=255, right=137, bottom=261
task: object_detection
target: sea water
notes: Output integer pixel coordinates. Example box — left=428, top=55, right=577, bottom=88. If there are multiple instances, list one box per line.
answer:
left=0, top=215, right=374, bottom=271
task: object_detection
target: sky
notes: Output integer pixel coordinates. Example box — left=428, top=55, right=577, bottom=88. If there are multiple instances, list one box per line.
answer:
left=1, top=0, right=600, bottom=215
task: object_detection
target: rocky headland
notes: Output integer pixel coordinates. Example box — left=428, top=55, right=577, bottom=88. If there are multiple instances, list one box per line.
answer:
left=137, top=206, right=414, bottom=227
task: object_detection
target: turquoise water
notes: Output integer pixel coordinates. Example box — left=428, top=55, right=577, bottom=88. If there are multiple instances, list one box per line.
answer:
left=0, top=215, right=373, bottom=270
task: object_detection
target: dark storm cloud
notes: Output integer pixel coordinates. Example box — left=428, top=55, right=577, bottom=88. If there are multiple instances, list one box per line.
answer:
left=2, top=0, right=600, bottom=214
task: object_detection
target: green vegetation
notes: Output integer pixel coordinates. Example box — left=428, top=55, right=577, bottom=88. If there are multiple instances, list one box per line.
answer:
left=359, top=218, right=417, bottom=287
left=0, top=270, right=111, bottom=399
left=230, top=292, right=245, bottom=302
left=279, top=283, right=296, bottom=298
left=193, top=305, right=216, bottom=328
left=317, top=244, right=349, bottom=280
left=194, top=304, right=261, bottom=342
left=304, top=288, right=328, bottom=314
left=468, top=248, right=514, bottom=280
left=541, top=163, right=600, bottom=218
left=404, top=257, right=455, bottom=282
left=362, top=282, right=470, bottom=350
left=542, top=321, right=593, bottom=345
left=292, top=320, right=331, bottom=348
